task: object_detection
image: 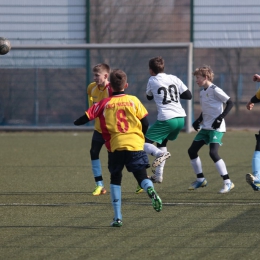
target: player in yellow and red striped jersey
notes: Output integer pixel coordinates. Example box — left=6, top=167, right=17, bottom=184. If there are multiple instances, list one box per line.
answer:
left=87, top=63, right=112, bottom=196
left=87, top=94, right=148, bottom=152
left=74, top=69, right=162, bottom=227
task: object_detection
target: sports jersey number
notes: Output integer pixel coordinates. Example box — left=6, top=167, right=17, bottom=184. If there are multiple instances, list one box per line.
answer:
left=116, top=109, right=129, bottom=133
left=157, top=85, right=178, bottom=104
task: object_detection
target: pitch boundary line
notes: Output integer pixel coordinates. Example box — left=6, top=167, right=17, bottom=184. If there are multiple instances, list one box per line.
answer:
left=1, top=202, right=260, bottom=207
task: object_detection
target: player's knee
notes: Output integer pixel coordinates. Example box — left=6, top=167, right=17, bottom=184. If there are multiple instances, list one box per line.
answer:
left=90, top=148, right=99, bottom=160
left=209, top=150, right=220, bottom=162
left=110, top=172, right=122, bottom=185
left=188, top=147, right=197, bottom=159
left=133, top=169, right=147, bottom=186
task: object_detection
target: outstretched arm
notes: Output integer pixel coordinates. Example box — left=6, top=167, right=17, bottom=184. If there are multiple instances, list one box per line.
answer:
left=246, top=96, right=260, bottom=110
left=74, top=114, right=90, bottom=125
left=247, top=77, right=260, bottom=110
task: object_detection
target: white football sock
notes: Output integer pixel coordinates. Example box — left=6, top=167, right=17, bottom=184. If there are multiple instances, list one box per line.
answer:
left=154, top=147, right=167, bottom=177
left=215, top=159, right=228, bottom=176
left=215, top=159, right=231, bottom=183
left=144, top=143, right=162, bottom=157
left=190, top=157, right=203, bottom=175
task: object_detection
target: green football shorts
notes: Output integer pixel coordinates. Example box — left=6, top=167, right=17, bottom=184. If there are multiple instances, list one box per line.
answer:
left=194, top=129, right=224, bottom=145
left=145, top=117, right=185, bottom=144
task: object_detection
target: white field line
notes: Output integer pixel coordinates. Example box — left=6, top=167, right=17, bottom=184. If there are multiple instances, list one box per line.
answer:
left=0, top=202, right=260, bottom=206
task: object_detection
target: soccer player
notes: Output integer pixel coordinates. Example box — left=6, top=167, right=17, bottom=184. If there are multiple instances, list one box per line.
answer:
left=74, top=69, right=162, bottom=227
left=87, top=63, right=112, bottom=196
left=144, top=56, right=192, bottom=183
left=188, top=65, right=234, bottom=193
left=245, top=73, right=260, bottom=191
left=86, top=63, right=169, bottom=195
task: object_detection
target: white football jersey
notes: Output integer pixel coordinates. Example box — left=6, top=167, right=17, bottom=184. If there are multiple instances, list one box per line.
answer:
left=199, top=84, right=230, bottom=132
left=146, top=73, right=188, bottom=121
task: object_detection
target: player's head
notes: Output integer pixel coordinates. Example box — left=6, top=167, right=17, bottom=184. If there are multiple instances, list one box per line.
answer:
left=110, top=69, right=128, bottom=92
left=92, top=63, right=110, bottom=86
left=193, top=65, right=214, bottom=81
left=149, top=56, right=165, bottom=75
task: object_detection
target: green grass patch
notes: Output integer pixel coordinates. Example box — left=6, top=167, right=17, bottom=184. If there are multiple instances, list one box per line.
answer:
left=0, top=131, right=259, bottom=260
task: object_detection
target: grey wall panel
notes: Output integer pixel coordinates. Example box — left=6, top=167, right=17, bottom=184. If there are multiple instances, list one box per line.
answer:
left=0, top=0, right=86, bottom=67
left=194, top=0, right=260, bottom=47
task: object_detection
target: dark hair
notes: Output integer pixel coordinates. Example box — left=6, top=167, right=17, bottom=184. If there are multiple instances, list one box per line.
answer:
left=92, top=63, right=110, bottom=74
left=109, top=69, right=127, bottom=91
left=149, top=56, right=164, bottom=74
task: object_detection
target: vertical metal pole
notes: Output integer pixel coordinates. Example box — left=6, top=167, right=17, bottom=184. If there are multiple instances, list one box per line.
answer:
left=186, top=42, right=193, bottom=133
left=186, top=0, right=194, bottom=133
left=86, top=0, right=90, bottom=110
left=190, top=0, right=194, bottom=43
left=34, top=68, right=39, bottom=126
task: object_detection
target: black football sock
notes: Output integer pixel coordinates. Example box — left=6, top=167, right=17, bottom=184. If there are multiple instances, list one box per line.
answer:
left=255, top=131, right=260, bottom=151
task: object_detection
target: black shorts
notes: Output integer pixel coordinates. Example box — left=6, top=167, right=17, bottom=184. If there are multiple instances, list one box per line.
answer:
left=92, top=130, right=105, bottom=144
left=108, top=150, right=149, bottom=174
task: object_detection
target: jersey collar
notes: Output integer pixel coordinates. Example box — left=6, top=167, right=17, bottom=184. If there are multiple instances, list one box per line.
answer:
left=112, top=91, right=125, bottom=96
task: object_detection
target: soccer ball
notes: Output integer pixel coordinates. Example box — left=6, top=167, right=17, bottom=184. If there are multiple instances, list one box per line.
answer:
left=0, top=37, right=11, bottom=55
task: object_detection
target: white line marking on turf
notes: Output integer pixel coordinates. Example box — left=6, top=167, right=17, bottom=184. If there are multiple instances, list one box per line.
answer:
left=1, top=202, right=260, bottom=206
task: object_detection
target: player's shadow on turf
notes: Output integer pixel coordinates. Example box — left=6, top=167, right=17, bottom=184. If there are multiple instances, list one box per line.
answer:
left=210, top=208, right=260, bottom=233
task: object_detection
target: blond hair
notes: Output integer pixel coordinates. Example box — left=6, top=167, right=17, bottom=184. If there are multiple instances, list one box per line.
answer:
left=193, top=65, right=214, bottom=81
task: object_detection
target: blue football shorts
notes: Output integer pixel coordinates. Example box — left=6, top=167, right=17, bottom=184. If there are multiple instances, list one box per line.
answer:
left=108, top=150, right=149, bottom=174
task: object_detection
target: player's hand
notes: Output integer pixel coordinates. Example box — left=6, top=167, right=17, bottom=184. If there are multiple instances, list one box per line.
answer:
left=253, top=74, right=260, bottom=82
left=211, top=116, right=223, bottom=130
left=192, top=119, right=201, bottom=132
left=246, top=101, right=254, bottom=110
